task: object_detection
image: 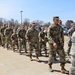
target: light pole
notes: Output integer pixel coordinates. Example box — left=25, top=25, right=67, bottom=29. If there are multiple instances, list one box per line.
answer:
left=20, top=11, right=23, bottom=25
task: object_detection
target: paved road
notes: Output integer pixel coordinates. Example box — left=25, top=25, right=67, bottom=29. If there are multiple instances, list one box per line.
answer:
left=0, top=41, right=70, bottom=75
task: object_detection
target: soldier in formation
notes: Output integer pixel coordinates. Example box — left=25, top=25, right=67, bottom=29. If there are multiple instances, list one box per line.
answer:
left=67, top=23, right=75, bottom=56
left=47, top=16, right=68, bottom=74
left=18, top=25, right=27, bottom=55
left=0, top=24, right=6, bottom=47
left=0, top=17, right=71, bottom=74
left=39, top=27, right=48, bottom=57
left=11, top=29, right=18, bottom=52
left=26, top=23, right=40, bottom=61
left=4, top=25, right=13, bottom=49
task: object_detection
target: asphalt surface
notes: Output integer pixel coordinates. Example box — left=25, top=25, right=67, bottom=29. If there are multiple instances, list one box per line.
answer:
left=0, top=40, right=70, bottom=75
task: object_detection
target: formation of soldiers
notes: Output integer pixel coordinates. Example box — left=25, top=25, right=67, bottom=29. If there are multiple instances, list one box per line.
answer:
left=1, top=16, right=74, bottom=74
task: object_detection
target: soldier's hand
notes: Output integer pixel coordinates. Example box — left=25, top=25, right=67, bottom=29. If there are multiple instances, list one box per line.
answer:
left=53, top=43, right=57, bottom=48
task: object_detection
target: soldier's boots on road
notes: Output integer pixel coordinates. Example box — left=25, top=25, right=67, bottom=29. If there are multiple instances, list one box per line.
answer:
left=49, top=63, right=53, bottom=72
left=19, top=51, right=22, bottom=55
left=36, top=55, right=40, bottom=62
left=25, top=49, right=27, bottom=53
left=61, top=66, right=69, bottom=74
left=30, top=58, right=33, bottom=61
left=30, top=55, right=33, bottom=61
left=13, top=48, right=15, bottom=52
left=36, top=58, right=40, bottom=62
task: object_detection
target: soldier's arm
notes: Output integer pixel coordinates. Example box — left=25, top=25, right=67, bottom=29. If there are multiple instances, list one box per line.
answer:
left=61, top=28, right=64, bottom=43
left=47, top=26, right=55, bottom=44
left=4, top=29, right=6, bottom=36
left=26, top=30, right=31, bottom=42
left=68, top=29, right=71, bottom=38
left=38, top=32, right=42, bottom=42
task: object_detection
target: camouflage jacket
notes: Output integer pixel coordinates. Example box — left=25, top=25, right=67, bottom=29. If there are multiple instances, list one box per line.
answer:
left=39, top=31, right=47, bottom=42
left=18, top=29, right=26, bottom=39
left=11, top=34, right=18, bottom=42
left=47, top=24, right=64, bottom=45
left=0, top=27, right=6, bottom=36
left=4, top=28, right=13, bottom=37
left=68, top=28, right=75, bottom=39
left=26, top=28, right=39, bottom=43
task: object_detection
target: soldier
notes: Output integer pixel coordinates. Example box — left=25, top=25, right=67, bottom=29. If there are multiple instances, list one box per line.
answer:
left=67, top=23, right=75, bottom=56
left=47, top=16, right=68, bottom=74
left=26, top=23, right=39, bottom=61
left=69, top=32, right=75, bottom=75
left=18, top=25, right=27, bottom=55
left=4, top=25, right=13, bottom=50
left=11, top=29, right=18, bottom=52
left=39, top=27, right=48, bottom=57
left=0, top=24, right=6, bottom=47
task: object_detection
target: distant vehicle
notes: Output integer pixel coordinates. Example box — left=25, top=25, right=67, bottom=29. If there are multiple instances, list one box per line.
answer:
left=63, top=27, right=68, bottom=35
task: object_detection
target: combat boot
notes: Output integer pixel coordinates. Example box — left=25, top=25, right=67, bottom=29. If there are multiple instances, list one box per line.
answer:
left=19, top=50, right=22, bottom=55
left=49, top=63, right=53, bottom=72
left=45, top=49, right=48, bottom=57
left=13, top=48, right=15, bottom=52
left=36, top=55, right=40, bottom=62
left=61, top=66, right=69, bottom=74
left=36, top=58, right=40, bottom=62
left=30, top=54, right=33, bottom=61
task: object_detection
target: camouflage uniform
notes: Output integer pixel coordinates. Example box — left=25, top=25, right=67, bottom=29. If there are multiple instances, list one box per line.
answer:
left=18, top=28, right=27, bottom=54
left=69, top=34, right=75, bottom=75
left=11, top=31, right=18, bottom=52
left=4, top=27, right=13, bottom=49
left=67, top=26, right=75, bottom=56
left=26, top=27, right=39, bottom=61
left=0, top=26, right=6, bottom=47
left=39, top=28, right=48, bottom=56
left=47, top=23, right=65, bottom=64
left=47, top=16, right=68, bottom=74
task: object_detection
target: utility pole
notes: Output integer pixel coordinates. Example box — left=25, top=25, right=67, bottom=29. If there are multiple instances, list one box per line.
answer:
left=20, top=11, right=23, bottom=25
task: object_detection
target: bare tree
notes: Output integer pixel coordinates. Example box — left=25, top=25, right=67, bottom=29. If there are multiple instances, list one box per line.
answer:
left=33, top=20, right=44, bottom=26
left=23, top=18, right=30, bottom=26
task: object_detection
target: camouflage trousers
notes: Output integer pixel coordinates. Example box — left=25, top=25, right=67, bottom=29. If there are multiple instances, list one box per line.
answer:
left=1, top=35, right=5, bottom=47
left=69, top=55, right=75, bottom=75
left=18, top=39, right=27, bottom=53
left=12, top=40, right=18, bottom=51
left=5, top=37, right=12, bottom=49
left=67, top=39, right=72, bottom=55
left=29, top=42, right=39, bottom=57
left=48, top=44, right=66, bottom=66
left=39, top=41, right=47, bottom=56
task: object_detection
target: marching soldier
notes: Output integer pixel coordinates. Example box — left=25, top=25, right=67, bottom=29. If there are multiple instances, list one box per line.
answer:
left=67, top=23, right=75, bottom=56
left=39, top=27, right=48, bottom=57
left=4, top=25, right=13, bottom=49
left=47, top=16, right=68, bottom=74
left=26, top=23, right=40, bottom=61
left=11, top=29, right=18, bottom=52
left=0, top=24, right=6, bottom=47
left=18, top=25, right=27, bottom=55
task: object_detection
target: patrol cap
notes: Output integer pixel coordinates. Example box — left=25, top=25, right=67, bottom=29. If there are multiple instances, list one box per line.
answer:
left=53, top=16, right=59, bottom=20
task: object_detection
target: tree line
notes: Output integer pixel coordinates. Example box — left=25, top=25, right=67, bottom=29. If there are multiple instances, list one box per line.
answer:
left=0, top=18, right=74, bottom=28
